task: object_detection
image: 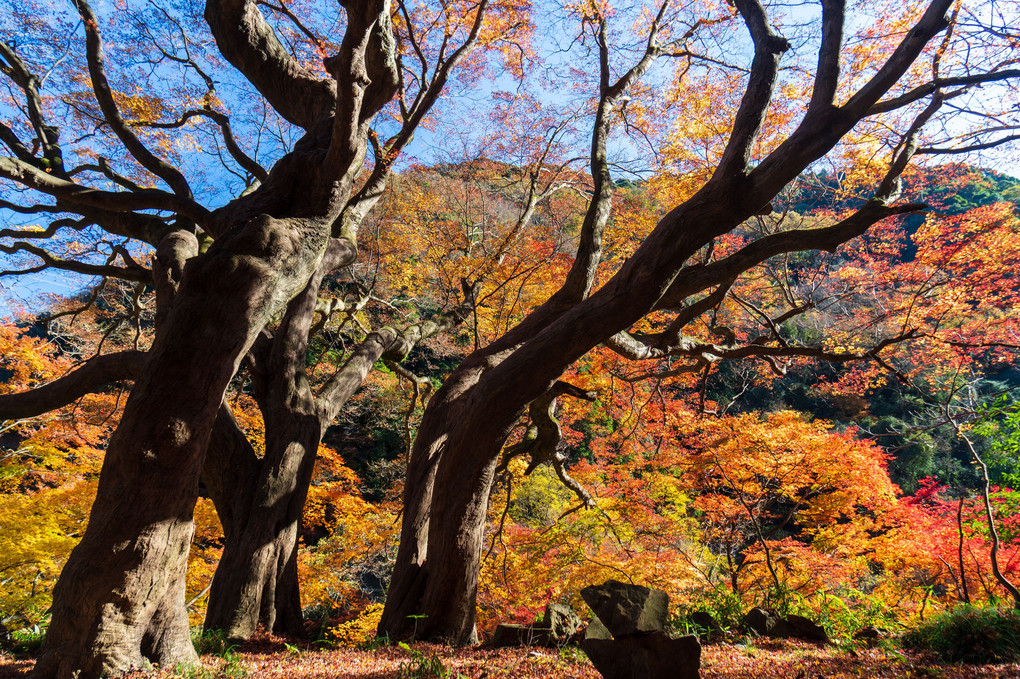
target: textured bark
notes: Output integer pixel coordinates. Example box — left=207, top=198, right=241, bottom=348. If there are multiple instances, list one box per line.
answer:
left=30, top=216, right=330, bottom=679
left=204, top=295, right=474, bottom=640
left=205, top=413, right=323, bottom=639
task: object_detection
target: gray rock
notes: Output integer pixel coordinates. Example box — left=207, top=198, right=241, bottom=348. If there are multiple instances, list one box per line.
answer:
left=492, top=623, right=553, bottom=647
left=743, top=607, right=786, bottom=637
left=544, top=602, right=583, bottom=639
left=584, top=615, right=612, bottom=641
left=583, top=631, right=701, bottom=679
left=580, top=580, right=669, bottom=637
left=743, top=608, right=828, bottom=643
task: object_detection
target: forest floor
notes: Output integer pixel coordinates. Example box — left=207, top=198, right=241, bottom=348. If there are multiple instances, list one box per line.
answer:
left=3, top=636, right=1020, bottom=678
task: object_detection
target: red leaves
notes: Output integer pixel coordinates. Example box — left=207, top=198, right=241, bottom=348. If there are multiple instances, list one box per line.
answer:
left=6, top=637, right=1016, bottom=678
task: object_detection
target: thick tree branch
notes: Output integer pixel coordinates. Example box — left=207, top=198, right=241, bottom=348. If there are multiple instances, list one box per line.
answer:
left=316, top=281, right=478, bottom=422
left=334, top=0, right=490, bottom=240
left=808, top=0, right=845, bottom=112
left=556, top=2, right=671, bottom=305
left=0, top=42, right=65, bottom=177
left=322, top=0, right=399, bottom=184
left=840, top=0, right=954, bottom=119
left=713, top=0, right=790, bottom=180
left=204, top=0, right=337, bottom=128
left=0, top=350, right=144, bottom=420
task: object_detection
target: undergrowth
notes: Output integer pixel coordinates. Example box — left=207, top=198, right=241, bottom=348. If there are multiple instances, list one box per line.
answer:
left=903, top=605, right=1020, bottom=664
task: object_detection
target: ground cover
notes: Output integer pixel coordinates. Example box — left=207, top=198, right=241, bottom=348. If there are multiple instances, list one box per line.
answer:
left=3, top=636, right=1019, bottom=678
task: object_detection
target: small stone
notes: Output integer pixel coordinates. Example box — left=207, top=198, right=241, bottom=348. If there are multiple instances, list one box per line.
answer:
left=743, top=608, right=828, bottom=643
left=581, top=580, right=669, bottom=637
left=743, top=607, right=785, bottom=637
left=852, top=625, right=885, bottom=645
left=786, top=614, right=828, bottom=643
left=690, top=610, right=723, bottom=641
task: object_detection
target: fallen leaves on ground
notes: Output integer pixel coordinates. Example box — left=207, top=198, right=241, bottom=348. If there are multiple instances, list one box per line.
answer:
left=2, top=636, right=1019, bottom=678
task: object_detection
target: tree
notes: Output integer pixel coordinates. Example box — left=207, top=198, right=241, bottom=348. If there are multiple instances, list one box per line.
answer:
left=0, top=0, right=534, bottom=674
left=377, top=0, right=1020, bottom=644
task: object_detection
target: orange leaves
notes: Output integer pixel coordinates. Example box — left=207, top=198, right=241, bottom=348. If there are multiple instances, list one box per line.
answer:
left=299, top=445, right=399, bottom=613
left=0, top=323, right=69, bottom=395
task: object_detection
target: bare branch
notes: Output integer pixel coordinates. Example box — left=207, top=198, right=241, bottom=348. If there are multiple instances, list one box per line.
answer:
left=0, top=156, right=210, bottom=225
left=869, top=70, right=1020, bottom=116
left=73, top=0, right=195, bottom=198
left=0, top=241, right=151, bottom=282
left=205, top=0, right=337, bottom=128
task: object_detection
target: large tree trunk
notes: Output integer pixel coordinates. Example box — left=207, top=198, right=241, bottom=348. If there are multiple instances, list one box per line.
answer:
left=202, top=247, right=474, bottom=640
left=379, top=0, right=960, bottom=634
left=204, top=419, right=322, bottom=639
left=30, top=218, right=328, bottom=679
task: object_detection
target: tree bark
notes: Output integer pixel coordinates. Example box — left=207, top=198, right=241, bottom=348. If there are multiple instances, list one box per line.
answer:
left=378, top=0, right=968, bottom=643
left=204, top=412, right=323, bottom=639
left=30, top=217, right=329, bottom=679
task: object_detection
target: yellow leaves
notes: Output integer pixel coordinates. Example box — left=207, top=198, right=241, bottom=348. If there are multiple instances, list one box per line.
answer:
left=0, top=324, right=69, bottom=395
left=328, top=603, right=385, bottom=647
left=562, top=0, right=614, bottom=23
left=186, top=497, right=224, bottom=624
left=0, top=480, right=95, bottom=625
left=299, top=481, right=399, bottom=612
left=110, top=87, right=168, bottom=125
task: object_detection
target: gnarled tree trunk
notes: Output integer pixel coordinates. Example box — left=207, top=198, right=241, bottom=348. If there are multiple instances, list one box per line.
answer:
left=31, top=216, right=330, bottom=678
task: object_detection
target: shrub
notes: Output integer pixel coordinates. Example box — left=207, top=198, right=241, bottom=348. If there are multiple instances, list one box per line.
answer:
left=903, top=605, right=1020, bottom=664
left=327, top=603, right=385, bottom=647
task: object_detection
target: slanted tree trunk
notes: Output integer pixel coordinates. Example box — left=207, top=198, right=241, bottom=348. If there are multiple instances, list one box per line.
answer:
left=204, top=424, right=321, bottom=639
left=204, top=252, right=333, bottom=639
left=203, top=264, right=479, bottom=639
left=380, top=0, right=964, bottom=643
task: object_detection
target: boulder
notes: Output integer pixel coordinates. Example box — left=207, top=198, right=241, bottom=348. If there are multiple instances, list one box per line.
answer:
left=580, top=580, right=669, bottom=637
left=743, top=608, right=828, bottom=643
left=492, top=623, right=553, bottom=648
left=689, top=610, right=723, bottom=641
left=544, top=602, right=583, bottom=639
left=786, top=614, right=828, bottom=643
left=743, top=607, right=790, bottom=638
left=583, top=631, right=701, bottom=679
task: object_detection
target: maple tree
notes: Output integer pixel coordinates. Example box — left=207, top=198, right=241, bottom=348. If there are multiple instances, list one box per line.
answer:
left=378, top=0, right=1020, bottom=645
left=0, top=0, right=537, bottom=674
